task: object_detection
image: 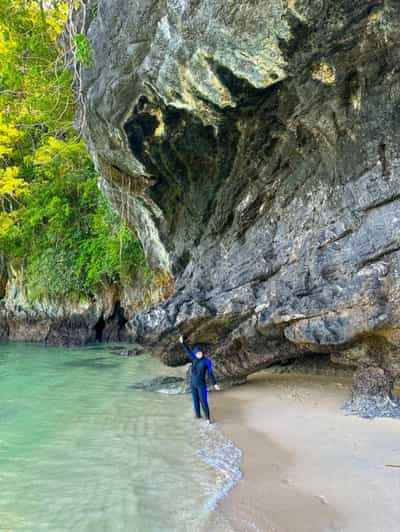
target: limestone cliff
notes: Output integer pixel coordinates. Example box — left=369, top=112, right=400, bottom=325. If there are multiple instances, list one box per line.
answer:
left=74, top=0, right=400, bottom=411
left=0, top=266, right=169, bottom=346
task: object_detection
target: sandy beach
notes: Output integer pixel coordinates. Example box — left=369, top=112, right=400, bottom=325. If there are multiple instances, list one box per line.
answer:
left=206, top=372, right=400, bottom=532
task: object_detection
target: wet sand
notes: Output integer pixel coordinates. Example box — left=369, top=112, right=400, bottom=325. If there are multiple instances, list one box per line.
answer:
left=207, top=372, right=400, bottom=532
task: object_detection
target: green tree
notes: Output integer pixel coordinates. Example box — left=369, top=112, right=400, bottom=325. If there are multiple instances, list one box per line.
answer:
left=0, top=1, right=148, bottom=300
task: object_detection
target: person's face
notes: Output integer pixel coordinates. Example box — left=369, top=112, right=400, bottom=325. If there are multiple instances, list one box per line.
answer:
left=195, top=351, right=203, bottom=359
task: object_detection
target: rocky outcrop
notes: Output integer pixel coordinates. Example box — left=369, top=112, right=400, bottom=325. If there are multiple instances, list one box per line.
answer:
left=74, top=0, right=400, bottom=412
left=0, top=267, right=168, bottom=346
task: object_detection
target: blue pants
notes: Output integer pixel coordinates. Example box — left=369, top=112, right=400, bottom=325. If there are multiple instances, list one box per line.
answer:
left=191, top=384, right=210, bottom=419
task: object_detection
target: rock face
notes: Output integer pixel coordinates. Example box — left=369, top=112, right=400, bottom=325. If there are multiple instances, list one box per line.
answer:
left=0, top=274, right=126, bottom=345
left=0, top=268, right=167, bottom=346
left=76, top=0, right=400, bottom=410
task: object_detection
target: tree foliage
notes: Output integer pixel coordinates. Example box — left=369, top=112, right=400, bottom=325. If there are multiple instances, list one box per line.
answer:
left=0, top=1, right=147, bottom=300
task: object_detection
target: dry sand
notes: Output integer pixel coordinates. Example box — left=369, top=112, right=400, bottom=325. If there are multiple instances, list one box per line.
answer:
left=206, top=372, right=400, bottom=532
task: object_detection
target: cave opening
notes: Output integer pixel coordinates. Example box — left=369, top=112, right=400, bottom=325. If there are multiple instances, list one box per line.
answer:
left=164, top=105, right=184, bottom=128
left=270, top=352, right=356, bottom=376
left=94, top=314, right=105, bottom=342
left=123, top=112, right=159, bottom=159
left=110, top=300, right=128, bottom=341
left=208, top=59, right=283, bottom=110
left=93, top=302, right=128, bottom=342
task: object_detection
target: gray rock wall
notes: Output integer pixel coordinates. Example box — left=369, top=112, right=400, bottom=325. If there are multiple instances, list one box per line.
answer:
left=0, top=268, right=168, bottom=346
left=75, top=0, right=400, bottom=409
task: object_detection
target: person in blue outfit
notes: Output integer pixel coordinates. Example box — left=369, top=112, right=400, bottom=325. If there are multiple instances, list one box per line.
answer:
left=179, top=335, right=220, bottom=423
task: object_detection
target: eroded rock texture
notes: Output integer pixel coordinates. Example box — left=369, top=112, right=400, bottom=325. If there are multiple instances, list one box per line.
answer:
left=76, top=0, right=400, bottom=410
left=0, top=269, right=167, bottom=346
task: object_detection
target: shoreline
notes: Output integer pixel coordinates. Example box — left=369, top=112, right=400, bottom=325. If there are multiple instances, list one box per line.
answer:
left=207, top=372, right=400, bottom=532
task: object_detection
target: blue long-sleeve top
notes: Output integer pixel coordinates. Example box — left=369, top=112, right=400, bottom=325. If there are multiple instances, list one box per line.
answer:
left=182, top=342, right=217, bottom=387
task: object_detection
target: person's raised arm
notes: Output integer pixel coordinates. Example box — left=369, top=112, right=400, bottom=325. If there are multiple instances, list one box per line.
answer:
left=179, top=335, right=196, bottom=361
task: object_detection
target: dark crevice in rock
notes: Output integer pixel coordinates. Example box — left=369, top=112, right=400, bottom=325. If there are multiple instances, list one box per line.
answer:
left=110, top=300, right=128, bottom=330
left=94, top=314, right=105, bottom=341
left=93, top=301, right=128, bottom=343
left=378, top=142, right=390, bottom=177
left=358, top=244, right=400, bottom=269
left=317, top=229, right=354, bottom=249
left=206, top=58, right=284, bottom=110
left=124, top=111, right=159, bottom=161
left=342, top=70, right=361, bottom=114
left=164, top=105, right=184, bottom=128
left=103, top=300, right=129, bottom=342
left=362, top=193, right=400, bottom=213
left=266, top=352, right=355, bottom=376
left=277, top=12, right=310, bottom=60
left=175, top=249, right=191, bottom=274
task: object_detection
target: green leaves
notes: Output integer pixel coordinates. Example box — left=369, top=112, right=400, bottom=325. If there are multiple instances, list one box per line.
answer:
left=73, top=33, right=95, bottom=67
left=5, top=169, right=147, bottom=299
left=0, top=1, right=148, bottom=301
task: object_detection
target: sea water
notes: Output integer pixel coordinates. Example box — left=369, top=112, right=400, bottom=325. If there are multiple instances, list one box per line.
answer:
left=0, top=342, right=241, bottom=532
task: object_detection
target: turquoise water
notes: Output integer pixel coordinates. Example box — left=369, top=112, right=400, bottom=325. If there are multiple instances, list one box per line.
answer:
left=0, top=342, right=240, bottom=532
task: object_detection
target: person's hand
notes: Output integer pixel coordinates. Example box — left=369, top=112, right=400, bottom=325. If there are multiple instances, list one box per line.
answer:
left=214, top=384, right=220, bottom=391
left=179, top=335, right=184, bottom=344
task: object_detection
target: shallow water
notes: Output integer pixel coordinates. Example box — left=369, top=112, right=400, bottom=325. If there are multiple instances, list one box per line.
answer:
left=0, top=342, right=240, bottom=532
